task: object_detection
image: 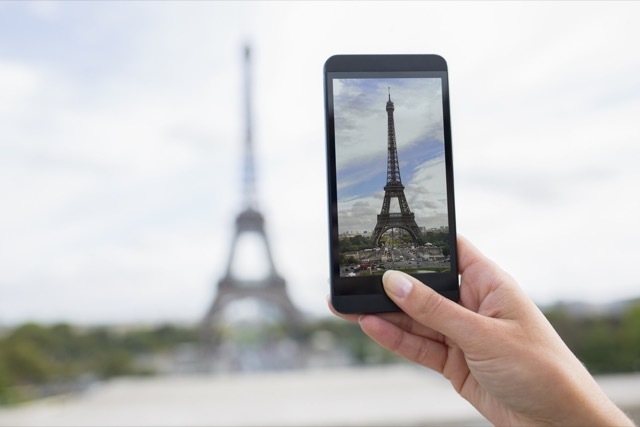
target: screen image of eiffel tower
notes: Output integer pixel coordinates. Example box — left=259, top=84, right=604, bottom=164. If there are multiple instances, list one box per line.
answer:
left=1, top=1, right=640, bottom=426
left=334, top=77, right=453, bottom=276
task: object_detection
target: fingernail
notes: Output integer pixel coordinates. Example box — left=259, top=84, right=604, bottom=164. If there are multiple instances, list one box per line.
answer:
left=383, top=271, right=413, bottom=299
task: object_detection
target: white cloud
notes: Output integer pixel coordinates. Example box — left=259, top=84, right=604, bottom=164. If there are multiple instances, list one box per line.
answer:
left=407, top=157, right=449, bottom=228
left=25, top=1, right=60, bottom=20
left=0, top=61, right=40, bottom=115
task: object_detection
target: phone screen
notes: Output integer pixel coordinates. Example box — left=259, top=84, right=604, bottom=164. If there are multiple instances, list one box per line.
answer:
left=325, top=57, right=458, bottom=312
left=331, top=73, right=452, bottom=274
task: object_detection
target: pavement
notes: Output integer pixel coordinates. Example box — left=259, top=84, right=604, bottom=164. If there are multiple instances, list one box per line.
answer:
left=0, top=365, right=638, bottom=426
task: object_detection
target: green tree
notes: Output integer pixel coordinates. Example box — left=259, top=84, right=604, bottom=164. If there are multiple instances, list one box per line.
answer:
left=0, top=357, right=16, bottom=404
left=620, top=303, right=640, bottom=371
left=3, top=341, right=53, bottom=384
left=338, top=235, right=373, bottom=253
left=95, top=350, right=136, bottom=378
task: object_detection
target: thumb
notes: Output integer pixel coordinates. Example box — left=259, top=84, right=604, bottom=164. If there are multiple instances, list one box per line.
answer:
left=382, top=270, right=485, bottom=343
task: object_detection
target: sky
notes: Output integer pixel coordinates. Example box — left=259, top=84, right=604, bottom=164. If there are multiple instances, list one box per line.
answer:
left=1, top=1, right=640, bottom=325
left=333, top=76, right=448, bottom=233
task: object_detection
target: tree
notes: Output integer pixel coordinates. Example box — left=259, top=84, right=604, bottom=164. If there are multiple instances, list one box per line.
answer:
left=3, top=342, right=53, bottom=384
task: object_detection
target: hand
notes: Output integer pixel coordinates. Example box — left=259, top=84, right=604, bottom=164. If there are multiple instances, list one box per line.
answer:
left=330, top=236, right=633, bottom=426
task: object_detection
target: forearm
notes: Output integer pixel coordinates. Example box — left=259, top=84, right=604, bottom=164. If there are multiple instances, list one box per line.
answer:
left=469, top=311, right=634, bottom=427
left=558, top=369, right=634, bottom=427
left=529, top=352, right=635, bottom=427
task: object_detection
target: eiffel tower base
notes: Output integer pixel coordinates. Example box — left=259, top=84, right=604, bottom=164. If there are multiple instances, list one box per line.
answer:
left=371, top=213, right=422, bottom=247
left=199, top=273, right=304, bottom=373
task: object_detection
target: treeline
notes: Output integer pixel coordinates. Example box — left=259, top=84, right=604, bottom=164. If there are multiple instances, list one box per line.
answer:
left=315, top=301, right=640, bottom=373
left=338, top=230, right=450, bottom=254
left=305, top=319, right=400, bottom=365
left=339, top=235, right=373, bottom=253
left=543, top=301, right=640, bottom=373
left=1, top=302, right=639, bottom=406
left=0, top=323, right=197, bottom=404
left=421, top=231, right=450, bottom=254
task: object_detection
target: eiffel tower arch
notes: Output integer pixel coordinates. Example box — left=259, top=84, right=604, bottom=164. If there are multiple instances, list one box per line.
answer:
left=371, top=89, right=423, bottom=247
left=200, top=46, right=301, bottom=370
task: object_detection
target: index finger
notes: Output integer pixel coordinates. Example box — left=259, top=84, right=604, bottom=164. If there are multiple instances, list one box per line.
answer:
left=382, top=270, right=489, bottom=344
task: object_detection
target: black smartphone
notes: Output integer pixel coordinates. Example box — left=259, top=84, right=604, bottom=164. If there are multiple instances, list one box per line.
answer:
left=324, top=54, right=459, bottom=314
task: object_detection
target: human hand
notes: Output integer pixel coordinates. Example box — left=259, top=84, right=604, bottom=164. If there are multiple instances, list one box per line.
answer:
left=330, top=236, right=633, bottom=426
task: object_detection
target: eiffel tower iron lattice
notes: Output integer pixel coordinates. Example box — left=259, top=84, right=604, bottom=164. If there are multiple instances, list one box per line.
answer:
left=200, top=46, right=301, bottom=366
left=371, top=89, right=423, bottom=246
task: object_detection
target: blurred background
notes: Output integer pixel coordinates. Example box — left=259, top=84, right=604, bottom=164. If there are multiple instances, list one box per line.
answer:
left=1, top=1, right=639, bottom=425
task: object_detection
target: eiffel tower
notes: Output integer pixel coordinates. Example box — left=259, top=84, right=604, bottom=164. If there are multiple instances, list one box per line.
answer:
left=371, top=89, right=423, bottom=246
left=200, top=46, right=301, bottom=368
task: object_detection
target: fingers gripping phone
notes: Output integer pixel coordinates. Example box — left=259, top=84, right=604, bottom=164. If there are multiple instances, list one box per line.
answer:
left=324, top=55, right=459, bottom=314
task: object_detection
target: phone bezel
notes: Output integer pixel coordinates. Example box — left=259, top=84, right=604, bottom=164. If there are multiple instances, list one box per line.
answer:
left=324, top=54, right=459, bottom=314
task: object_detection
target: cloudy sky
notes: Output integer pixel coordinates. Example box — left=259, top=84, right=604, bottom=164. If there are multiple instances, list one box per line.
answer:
left=333, top=76, right=449, bottom=233
left=1, top=1, right=639, bottom=325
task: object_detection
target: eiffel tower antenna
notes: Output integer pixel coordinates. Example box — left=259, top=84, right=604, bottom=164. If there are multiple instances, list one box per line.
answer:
left=200, top=44, right=302, bottom=371
left=371, top=88, right=423, bottom=246
left=243, top=45, right=257, bottom=210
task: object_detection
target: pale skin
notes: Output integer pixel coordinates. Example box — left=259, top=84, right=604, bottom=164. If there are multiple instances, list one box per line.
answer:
left=330, top=236, right=634, bottom=426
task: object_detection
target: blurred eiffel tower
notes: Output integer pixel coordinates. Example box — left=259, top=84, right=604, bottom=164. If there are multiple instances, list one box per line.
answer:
left=200, top=46, right=302, bottom=371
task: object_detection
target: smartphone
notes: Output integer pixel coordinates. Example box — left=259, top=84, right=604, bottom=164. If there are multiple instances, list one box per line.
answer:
left=324, top=54, right=459, bottom=314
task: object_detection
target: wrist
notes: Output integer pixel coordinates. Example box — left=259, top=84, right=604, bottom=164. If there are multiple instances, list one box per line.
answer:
left=552, top=361, right=634, bottom=426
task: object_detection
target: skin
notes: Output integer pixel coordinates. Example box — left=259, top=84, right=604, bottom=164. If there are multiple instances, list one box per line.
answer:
left=330, top=236, right=634, bottom=426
